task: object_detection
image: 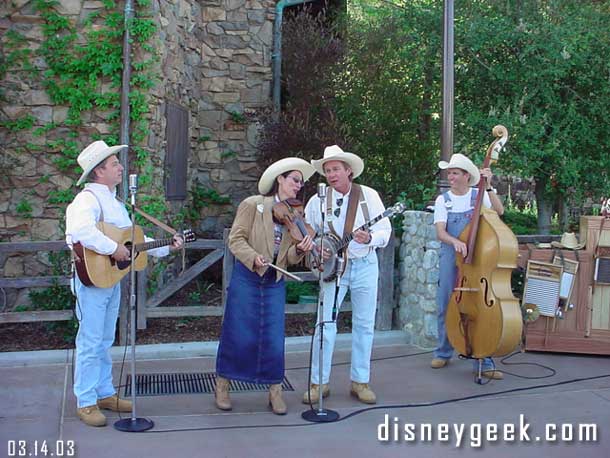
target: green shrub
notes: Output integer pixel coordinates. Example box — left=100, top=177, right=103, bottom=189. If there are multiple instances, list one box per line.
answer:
left=286, top=282, right=318, bottom=304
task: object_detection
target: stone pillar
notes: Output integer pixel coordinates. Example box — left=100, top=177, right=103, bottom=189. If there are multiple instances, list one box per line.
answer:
left=398, top=211, right=440, bottom=348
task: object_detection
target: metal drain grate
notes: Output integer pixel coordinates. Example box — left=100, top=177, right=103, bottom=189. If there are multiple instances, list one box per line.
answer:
left=123, top=372, right=295, bottom=397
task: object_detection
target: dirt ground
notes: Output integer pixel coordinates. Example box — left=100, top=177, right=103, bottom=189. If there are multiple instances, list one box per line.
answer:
left=0, top=275, right=354, bottom=353
left=0, top=312, right=354, bottom=353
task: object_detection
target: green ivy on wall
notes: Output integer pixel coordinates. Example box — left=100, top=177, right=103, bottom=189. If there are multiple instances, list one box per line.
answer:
left=29, top=0, right=161, bottom=213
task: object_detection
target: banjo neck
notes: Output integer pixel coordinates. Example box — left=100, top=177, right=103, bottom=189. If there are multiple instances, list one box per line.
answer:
left=337, top=207, right=396, bottom=250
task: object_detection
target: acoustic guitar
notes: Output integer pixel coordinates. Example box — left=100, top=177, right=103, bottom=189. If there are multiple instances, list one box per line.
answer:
left=73, top=222, right=195, bottom=288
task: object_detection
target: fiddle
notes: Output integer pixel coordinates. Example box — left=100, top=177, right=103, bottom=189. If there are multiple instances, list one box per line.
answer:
left=272, top=198, right=316, bottom=241
left=272, top=198, right=322, bottom=269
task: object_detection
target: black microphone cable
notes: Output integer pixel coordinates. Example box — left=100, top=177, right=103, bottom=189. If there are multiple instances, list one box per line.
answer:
left=142, top=372, right=610, bottom=434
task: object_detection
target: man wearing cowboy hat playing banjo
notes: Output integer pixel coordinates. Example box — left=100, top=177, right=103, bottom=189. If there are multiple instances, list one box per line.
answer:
left=65, top=141, right=183, bottom=426
left=432, top=153, right=505, bottom=379
left=302, top=145, right=392, bottom=404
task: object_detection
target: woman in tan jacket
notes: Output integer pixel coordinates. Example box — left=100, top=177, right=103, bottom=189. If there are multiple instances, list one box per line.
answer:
left=215, top=158, right=316, bottom=414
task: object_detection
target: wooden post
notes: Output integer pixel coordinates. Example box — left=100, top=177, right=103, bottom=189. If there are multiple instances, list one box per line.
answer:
left=221, top=228, right=234, bottom=313
left=118, top=276, right=129, bottom=345
left=375, top=234, right=396, bottom=330
left=136, top=269, right=147, bottom=330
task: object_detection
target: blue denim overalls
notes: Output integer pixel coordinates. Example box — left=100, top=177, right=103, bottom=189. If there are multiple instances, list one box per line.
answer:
left=434, top=189, right=495, bottom=371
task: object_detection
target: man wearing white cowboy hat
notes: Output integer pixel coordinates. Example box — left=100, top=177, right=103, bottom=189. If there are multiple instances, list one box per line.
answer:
left=302, top=145, right=392, bottom=405
left=65, top=140, right=184, bottom=426
left=432, top=153, right=505, bottom=379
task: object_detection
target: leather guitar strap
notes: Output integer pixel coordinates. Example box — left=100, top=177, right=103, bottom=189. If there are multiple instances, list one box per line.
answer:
left=326, top=185, right=361, bottom=238
left=343, top=183, right=361, bottom=238
left=118, top=198, right=186, bottom=272
left=71, top=189, right=104, bottom=264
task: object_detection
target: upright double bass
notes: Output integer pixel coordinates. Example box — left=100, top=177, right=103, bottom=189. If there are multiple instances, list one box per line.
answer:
left=446, top=125, right=523, bottom=358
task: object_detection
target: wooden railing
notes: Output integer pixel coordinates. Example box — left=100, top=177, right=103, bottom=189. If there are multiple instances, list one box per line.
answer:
left=0, top=230, right=397, bottom=339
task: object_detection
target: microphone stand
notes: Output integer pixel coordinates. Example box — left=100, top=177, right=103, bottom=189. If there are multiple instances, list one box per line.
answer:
left=302, top=183, right=339, bottom=423
left=331, top=255, right=344, bottom=322
left=115, top=174, right=154, bottom=432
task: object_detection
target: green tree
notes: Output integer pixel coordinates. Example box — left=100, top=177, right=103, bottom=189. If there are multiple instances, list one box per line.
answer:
left=454, top=0, right=610, bottom=232
left=335, top=0, right=441, bottom=204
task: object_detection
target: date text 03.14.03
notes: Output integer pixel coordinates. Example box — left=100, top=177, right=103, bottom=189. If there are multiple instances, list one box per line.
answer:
left=7, top=440, right=76, bottom=457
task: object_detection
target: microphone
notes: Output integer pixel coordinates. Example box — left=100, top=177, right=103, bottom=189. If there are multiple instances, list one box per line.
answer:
left=129, top=174, right=138, bottom=193
left=332, top=256, right=344, bottom=321
left=317, top=183, right=327, bottom=198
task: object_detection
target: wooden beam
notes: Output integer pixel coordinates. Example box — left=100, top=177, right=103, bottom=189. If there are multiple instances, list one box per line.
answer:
left=145, top=248, right=224, bottom=308
left=0, top=239, right=223, bottom=255
left=375, top=235, right=396, bottom=330
left=145, top=302, right=352, bottom=318
left=0, top=241, right=69, bottom=253
left=221, top=229, right=233, bottom=310
left=136, top=269, right=147, bottom=330
left=0, top=276, right=70, bottom=288
left=286, top=301, right=352, bottom=314
left=0, top=310, right=73, bottom=323
left=285, top=271, right=317, bottom=282
left=187, top=239, right=224, bottom=250
left=516, top=234, right=562, bottom=244
left=146, top=306, right=223, bottom=318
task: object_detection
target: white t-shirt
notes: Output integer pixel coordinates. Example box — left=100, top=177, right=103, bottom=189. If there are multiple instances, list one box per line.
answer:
left=433, top=189, right=491, bottom=224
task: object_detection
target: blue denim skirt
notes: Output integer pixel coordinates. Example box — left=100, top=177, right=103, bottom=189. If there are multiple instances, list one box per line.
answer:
left=216, top=260, right=286, bottom=384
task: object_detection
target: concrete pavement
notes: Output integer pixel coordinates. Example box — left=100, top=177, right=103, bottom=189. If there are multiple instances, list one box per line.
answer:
left=1, top=331, right=609, bottom=457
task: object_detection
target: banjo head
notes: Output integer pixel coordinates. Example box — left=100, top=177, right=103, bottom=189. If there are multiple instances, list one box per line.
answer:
left=308, top=234, right=343, bottom=282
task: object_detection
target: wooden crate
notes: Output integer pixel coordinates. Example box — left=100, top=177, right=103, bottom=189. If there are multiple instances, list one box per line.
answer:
left=520, top=245, right=610, bottom=355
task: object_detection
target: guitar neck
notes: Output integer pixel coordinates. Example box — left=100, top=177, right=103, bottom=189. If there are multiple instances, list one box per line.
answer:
left=134, top=237, right=173, bottom=253
left=339, top=210, right=392, bottom=249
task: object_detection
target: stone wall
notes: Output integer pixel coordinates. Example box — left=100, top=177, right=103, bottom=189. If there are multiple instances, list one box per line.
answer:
left=0, top=0, right=279, bottom=240
left=0, top=0, right=279, bottom=307
left=149, top=0, right=277, bottom=235
left=397, top=211, right=440, bottom=349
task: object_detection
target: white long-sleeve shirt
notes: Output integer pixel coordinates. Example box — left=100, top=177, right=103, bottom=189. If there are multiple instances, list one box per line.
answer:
left=304, top=184, right=392, bottom=259
left=65, top=183, right=169, bottom=257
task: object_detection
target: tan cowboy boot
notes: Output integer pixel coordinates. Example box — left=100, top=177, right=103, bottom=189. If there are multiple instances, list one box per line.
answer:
left=430, top=358, right=449, bottom=369
left=97, top=394, right=132, bottom=412
left=477, top=369, right=504, bottom=380
left=215, top=376, right=232, bottom=411
left=301, top=383, right=330, bottom=404
left=76, top=405, right=107, bottom=427
left=350, top=381, right=377, bottom=404
left=269, top=384, right=287, bottom=415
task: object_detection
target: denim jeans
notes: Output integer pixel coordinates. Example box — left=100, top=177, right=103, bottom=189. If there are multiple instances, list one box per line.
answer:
left=310, top=250, right=379, bottom=385
left=72, top=276, right=120, bottom=408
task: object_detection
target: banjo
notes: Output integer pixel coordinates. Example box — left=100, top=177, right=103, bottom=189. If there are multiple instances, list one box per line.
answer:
left=308, top=202, right=406, bottom=282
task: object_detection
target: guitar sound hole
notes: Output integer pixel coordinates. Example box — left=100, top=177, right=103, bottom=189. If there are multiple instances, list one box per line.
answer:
left=117, top=243, right=135, bottom=270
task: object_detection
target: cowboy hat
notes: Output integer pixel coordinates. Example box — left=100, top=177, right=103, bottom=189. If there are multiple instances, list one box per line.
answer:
left=438, top=153, right=480, bottom=187
left=551, top=232, right=585, bottom=250
left=258, top=157, right=316, bottom=195
left=76, top=140, right=127, bottom=185
left=311, top=145, right=365, bottom=179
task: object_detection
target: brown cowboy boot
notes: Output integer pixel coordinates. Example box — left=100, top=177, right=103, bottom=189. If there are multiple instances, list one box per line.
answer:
left=76, top=405, right=107, bottom=427
left=350, top=381, right=377, bottom=404
left=97, top=394, right=132, bottom=412
left=215, top=376, right=232, bottom=411
left=269, top=384, right=287, bottom=415
left=301, top=383, right=330, bottom=404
